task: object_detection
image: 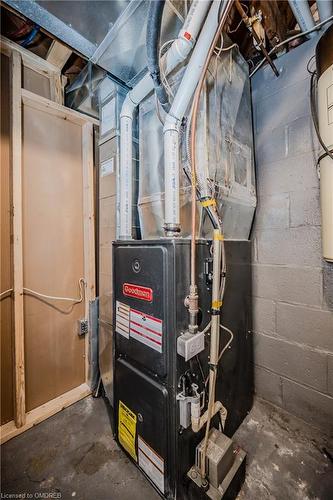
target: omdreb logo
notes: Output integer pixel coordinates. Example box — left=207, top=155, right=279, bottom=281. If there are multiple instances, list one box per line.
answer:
left=123, top=283, right=153, bottom=302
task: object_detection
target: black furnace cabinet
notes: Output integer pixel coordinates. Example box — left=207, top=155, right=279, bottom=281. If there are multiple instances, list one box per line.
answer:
left=112, top=239, right=253, bottom=499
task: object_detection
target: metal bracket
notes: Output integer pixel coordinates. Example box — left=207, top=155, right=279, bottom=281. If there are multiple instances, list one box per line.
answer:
left=176, top=385, right=200, bottom=429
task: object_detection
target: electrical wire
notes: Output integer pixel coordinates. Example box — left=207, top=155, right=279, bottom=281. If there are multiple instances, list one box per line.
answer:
left=249, top=15, right=333, bottom=78
left=204, top=324, right=234, bottom=386
left=0, top=288, right=13, bottom=300
left=159, top=38, right=175, bottom=99
left=23, top=278, right=86, bottom=304
left=227, top=2, right=248, bottom=33
left=218, top=324, right=234, bottom=362
left=309, top=70, right=333, bottom=162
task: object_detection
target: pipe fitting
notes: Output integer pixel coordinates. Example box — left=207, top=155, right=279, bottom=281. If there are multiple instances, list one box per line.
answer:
left=188, top=285, right=199, bottom=334
left=120, top=93, right=137, bottom=119
left=163, top=113, right=181, bottom=133
left=163, top=222, right=181, bottom=236
left=191, top=401, right=223, bottom=433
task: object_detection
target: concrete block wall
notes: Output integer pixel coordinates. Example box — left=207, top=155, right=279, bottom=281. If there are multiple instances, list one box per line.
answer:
left=251, top=36, right=333, bottom=434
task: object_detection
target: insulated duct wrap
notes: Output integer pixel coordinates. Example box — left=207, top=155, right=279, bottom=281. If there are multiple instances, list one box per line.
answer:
left=138, top=41, right=256, bottom=239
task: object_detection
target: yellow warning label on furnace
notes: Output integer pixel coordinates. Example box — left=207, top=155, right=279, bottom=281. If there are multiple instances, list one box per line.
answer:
left=118, top=400, right=137, bottom=461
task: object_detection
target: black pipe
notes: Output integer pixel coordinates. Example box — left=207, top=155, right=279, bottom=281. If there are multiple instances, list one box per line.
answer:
left=146, top=0, right=170, bottom=112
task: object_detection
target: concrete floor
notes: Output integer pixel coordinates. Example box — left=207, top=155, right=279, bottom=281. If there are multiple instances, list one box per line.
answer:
left=1, top=396, right=332, bottom=500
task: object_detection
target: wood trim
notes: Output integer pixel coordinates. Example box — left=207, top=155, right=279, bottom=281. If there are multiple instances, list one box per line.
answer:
left=1, top=36, right=63, bottom=105
left=11, top=51, right=26, bottom=429
left=0, top=384, right=91, bottom=444
left=1, top=35, right=60, bottom=76
left=2, top=80, right=98, bottom=438
left=50, top=72, right=63, bottom=105
left=21, top=89, right=99, bottom=126
left=46, top=40, right=72, bottom=69
left=82, top=122, right=96, bottom=384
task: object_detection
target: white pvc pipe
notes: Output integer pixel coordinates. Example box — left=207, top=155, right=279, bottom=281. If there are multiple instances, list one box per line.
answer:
left=288, top=0, right=316, bottom=37
left=163, top=0, right=226, bottom=234
left=317, top=0, right=333, bottom=23
left=118, top=0, right=211, bottom=239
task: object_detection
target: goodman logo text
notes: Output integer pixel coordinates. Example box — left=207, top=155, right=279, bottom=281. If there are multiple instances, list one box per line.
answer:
left=122, top=283, right=153, bottom=302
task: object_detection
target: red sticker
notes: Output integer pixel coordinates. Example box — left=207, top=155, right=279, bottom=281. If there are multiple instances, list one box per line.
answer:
left=184, top=31, right=192, bottom=40
left=123, top=283, right=153, bottom=302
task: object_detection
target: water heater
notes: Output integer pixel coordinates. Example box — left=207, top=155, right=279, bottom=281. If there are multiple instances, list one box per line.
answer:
left=316, top=25, right=333, bottom=262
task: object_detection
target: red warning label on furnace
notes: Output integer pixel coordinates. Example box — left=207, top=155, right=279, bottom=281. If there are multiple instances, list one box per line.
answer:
left=130, top=309, right=162, bottom=353
left=116, top=301, right=163, bottom=353
left=123, top=283, right=153, bottom=302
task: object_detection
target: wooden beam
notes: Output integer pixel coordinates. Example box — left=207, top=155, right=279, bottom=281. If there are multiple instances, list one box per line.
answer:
left=1, top=36, right=64, bottom=105
left=1, top=35, right=60, bottom=77
left=82, top=122, right=96, bottom=384
left=11, top=51, right=25, bottom=428
left=0, top=384, right=91, bottom=444
left=46, top=40, right=72, bottom=69
left=21, top=89, right=99, bottom=127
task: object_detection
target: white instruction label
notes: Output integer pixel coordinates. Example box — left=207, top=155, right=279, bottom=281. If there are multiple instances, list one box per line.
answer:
left=138, top=436, right=164, bottom=494
left=100, top=157, right=114, bottom=177
left=115, top=301, right=130, bottom=338
left=130, top=308, right=162, bottom=353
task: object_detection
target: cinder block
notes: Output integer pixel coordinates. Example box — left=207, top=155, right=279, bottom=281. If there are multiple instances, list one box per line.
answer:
left=328, top=355, right=333, bottom=397
left=254, top=77, right=312, bottom=139
left=253, top=332, right=327, bottom=393
left=252, top=264, right=322, bottom=307
left=282, top=378, right=333, bottom=434
left=253, top=297, right=276, bottom=334
left=254, top=365, right=282, bottom=406
left=277, top=302, right=333, bottom=351
left=256, top=152, right=319, bottom=197
left=290, top=188, right=321, bottom=228
left=256, top=115, right=318, bottom=166
left=253, top=193, right=289, bottom=230
left=256, top=226, right=322, bottom=267
left=323, top=261, right=333, bottom=310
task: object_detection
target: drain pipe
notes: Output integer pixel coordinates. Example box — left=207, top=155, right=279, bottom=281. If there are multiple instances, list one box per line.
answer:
left=163, top=0, right=232, bottom=236
left=288, top=0, right=316, bottom=37
left=146, top=0, right=169, bottom=111
left=118, top=0, right=212, bottom=240
left=317, top=0, right=333, bottom=23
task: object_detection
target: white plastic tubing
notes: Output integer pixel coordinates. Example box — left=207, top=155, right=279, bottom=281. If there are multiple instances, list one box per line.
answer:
left=119, top=0, right=212, bottom=239
left=163, top=0, right=229, bottom=234
left=288, top=0, right=316, bottom=37
left=317, top=0, right=333, bottom=23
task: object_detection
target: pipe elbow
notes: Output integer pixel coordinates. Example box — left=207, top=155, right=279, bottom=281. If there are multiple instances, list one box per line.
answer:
left=120, top=93, right=136, bottom=120
left=163, top=113, right=180, bottom=134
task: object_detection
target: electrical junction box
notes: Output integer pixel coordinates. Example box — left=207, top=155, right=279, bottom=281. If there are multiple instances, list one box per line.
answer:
left=177, top=330, right=205, bottom=361
left=112, top=239, right=253, bottom=499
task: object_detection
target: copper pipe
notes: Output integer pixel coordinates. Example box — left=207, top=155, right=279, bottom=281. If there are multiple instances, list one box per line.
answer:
left=234, top=0, right=279, bottom=77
